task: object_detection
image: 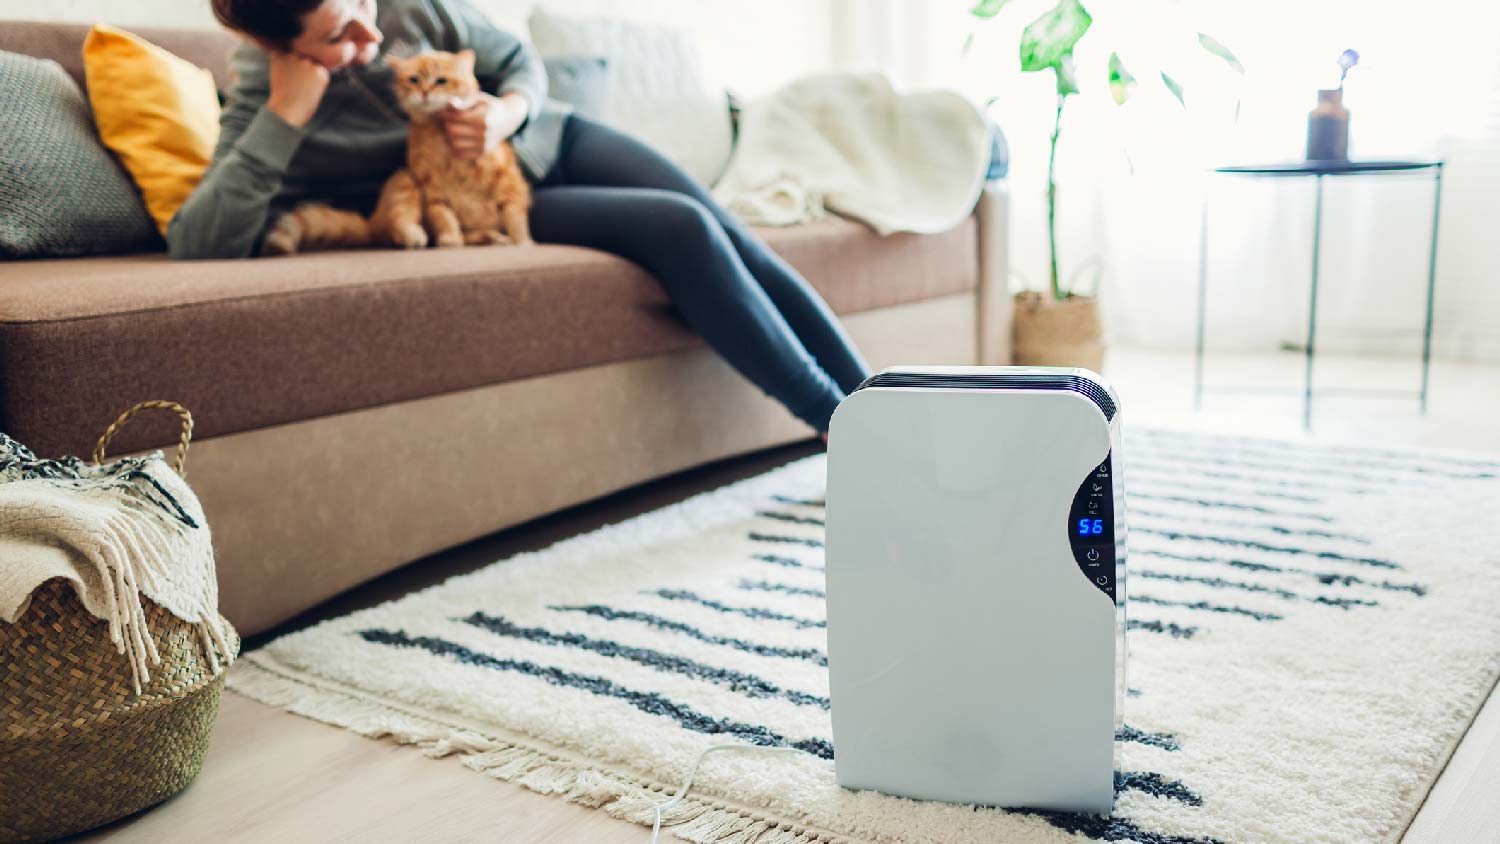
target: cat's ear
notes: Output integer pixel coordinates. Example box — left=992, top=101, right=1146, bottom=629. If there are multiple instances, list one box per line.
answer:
left=385, top=54, right=407, bottom=74
left=456, top=49, right=476, bottom=73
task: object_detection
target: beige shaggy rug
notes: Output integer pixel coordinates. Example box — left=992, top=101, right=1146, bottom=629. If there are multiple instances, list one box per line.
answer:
left=230, top=428, right=1500, bottom=843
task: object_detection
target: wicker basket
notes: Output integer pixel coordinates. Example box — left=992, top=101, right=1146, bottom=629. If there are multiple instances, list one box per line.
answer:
left=0, top=402, right=239, bottom=843
left=1012, top=291, right=1107, bottom=372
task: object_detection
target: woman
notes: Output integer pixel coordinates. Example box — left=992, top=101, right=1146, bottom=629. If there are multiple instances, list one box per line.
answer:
left=173, top=0, right=869, bottom=436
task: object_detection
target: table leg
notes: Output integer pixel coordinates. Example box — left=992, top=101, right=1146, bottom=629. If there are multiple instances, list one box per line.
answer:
left=1420, top=165, right=1443, bottom=414
left=1305, top=175, right=1325, bottom=430
left=1194, top=195, right=1209, bottom=411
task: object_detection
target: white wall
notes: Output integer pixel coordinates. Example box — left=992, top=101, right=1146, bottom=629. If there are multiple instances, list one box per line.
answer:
left=0, top=0, right=217, bottom=28
left=0, top=0, right=836, bottom=97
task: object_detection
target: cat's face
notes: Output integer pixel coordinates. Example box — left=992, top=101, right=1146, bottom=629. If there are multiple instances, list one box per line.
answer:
left=386, top=50, right=480, bottom=116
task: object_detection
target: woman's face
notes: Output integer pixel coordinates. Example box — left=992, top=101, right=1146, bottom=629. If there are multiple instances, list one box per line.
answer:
left=287, top=0, right=382, bottom=69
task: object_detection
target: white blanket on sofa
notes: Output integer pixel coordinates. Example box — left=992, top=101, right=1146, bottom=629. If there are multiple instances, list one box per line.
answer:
left=711, top=72, right=993, bottom=236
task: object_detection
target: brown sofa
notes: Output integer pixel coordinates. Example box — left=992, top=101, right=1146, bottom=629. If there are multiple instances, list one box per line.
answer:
left=0, top=21, right=1013, bottom=636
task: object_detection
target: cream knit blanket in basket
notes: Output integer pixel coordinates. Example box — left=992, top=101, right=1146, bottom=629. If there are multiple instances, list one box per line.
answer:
left=0, top=432, right=231, bottom=694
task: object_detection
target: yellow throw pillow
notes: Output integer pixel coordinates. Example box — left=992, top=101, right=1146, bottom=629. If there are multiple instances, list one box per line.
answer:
left=82, top=24, right=220, bottom=236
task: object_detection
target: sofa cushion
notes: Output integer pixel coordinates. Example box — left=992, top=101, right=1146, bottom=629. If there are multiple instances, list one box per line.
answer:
left=0, top=21, right=237, bottom=93
left=0, top=216, right=976, bottom=458
left=542, top=55, right=610, bottom=120
left=0, top=50, right=161, bottom=258
left=529, top=9, right=733, bottom=188
left=83, top=25, right=223, bottom=236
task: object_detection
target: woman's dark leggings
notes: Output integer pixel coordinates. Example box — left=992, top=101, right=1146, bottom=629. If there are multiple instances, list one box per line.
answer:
left=529, top=114, right=870, bottom=433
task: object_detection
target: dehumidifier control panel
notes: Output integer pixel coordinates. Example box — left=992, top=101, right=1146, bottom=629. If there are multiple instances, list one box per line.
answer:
left=1069, top=454, right=1116, bottom=602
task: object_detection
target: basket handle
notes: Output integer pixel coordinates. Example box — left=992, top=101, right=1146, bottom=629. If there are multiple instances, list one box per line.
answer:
left=93, top=401, right=194, bottom=479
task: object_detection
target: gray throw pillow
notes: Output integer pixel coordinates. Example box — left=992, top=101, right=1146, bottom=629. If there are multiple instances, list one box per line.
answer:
left=0, top=50, right=160, bottom=258
left=542, top=55, right=609, bottom=121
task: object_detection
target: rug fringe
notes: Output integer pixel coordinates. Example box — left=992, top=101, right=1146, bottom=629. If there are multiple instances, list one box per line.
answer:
left=228, top=659, right=832, bottom=844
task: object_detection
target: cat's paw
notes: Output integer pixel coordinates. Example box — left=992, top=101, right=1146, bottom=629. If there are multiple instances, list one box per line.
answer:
left=468, top=229, right=510, bottom=246
left=260, top=227, right=300, bottom=256
left=435, top=231, right=465, bottom=248
left=390, top=222, right=429, bottom=249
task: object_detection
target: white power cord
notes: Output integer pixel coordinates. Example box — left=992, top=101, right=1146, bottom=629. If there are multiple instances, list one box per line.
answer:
left=649, top=744, right=803, bottom=843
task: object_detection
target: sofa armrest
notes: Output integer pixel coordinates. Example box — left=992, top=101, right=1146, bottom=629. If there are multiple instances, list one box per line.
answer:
left=974, top=181, right=1013, bottom=365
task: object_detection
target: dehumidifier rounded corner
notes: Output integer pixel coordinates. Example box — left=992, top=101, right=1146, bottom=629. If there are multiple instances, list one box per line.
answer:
left=828, top=389, right=875, bottom=437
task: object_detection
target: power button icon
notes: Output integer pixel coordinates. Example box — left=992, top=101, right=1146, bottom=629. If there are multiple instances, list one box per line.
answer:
left=1085, top=548, right=1101, bottom=562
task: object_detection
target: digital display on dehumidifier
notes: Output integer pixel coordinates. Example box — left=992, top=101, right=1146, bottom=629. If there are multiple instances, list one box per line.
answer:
left=1069, top=453, right=1116, bottom=602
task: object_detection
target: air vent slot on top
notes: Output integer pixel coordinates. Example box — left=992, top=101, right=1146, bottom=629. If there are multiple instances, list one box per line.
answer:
left=852, top=372, right=1117, bottom=420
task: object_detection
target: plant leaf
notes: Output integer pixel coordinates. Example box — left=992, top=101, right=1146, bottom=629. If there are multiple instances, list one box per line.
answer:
left=971, top=0, right=1013, bottom=19
left=1107, top=52, right=1136, bottom=105
left=1020, top=0, right=1093, bottom=73
left=1198, top=33, right=1244, bottom=73
left=1056, top=53, right=1080, bottom=96
left=1161, top=72, right=1186, bottom=106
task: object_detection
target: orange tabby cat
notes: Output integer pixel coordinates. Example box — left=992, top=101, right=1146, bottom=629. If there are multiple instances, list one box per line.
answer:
left=260, top=49, right=531, bottom=255
left=375, top=49, right=533, bottom=249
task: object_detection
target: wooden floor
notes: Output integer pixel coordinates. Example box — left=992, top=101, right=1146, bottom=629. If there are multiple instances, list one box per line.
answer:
left=66, top=348, right=1500, bottom=844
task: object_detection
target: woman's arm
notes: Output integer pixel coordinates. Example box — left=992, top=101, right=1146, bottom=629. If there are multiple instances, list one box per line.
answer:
left=167, top=50, right=327, bottom=260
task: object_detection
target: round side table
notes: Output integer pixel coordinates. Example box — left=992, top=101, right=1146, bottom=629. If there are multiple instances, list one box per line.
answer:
left=1193, top=159, right=1444, bottom=428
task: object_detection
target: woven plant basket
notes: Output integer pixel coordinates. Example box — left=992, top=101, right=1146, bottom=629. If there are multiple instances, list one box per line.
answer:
left=1012, top=291, right=1107, bottom=372
left=0, top=402, right=239, bottom=844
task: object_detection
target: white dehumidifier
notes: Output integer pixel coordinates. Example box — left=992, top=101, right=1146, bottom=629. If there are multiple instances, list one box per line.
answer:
left=824, top=365, right=1126, bottom=813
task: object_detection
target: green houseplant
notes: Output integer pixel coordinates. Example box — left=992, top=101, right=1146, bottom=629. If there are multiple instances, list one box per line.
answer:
left=971, top=0, right=1242, bottom=370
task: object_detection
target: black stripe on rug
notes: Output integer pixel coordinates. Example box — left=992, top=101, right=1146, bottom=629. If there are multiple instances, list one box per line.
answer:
left=1133, top=549, right=1427, bottom=597
left=752, top=553, right=824, bottom=572
left=1128, top=491, right=1336, bottom=522
left=738, top=579, right=826, bottom=599
left=1115, top=724, right=1180, bottom=751
left=1131, top=509, right=1369, bottom=544
left=749, top=531, right=825, bottom=549
left=1131, top=527, right=1400, bottom=569
left=1128, top=467, right=1333, bottom=501
left=1135, top=570, right=1380, bottom=609
left=771, top=494, right=826, bottom=508
left=357, top=628, right=836, bottom=759
left=757, top=510, right=826, bottom=527
left=1116, top=771, right=1204, bottom=805
left=547, top=604, right=828, bottom=666
left=1127, top=619, right=1199, bottom=639
left=1132, top=459, right=1377, bottom=495
left=649, top=589, right=826, bottom=629
left=458, top=612, right=829, bottom=709
left=1128, top=455, right=1398, bottom=488
left=1130, top=595, right=1283, bottom=621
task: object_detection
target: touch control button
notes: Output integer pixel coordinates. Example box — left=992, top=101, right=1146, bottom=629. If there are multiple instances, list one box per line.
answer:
left=1086, top=548, right=1101, bottom=562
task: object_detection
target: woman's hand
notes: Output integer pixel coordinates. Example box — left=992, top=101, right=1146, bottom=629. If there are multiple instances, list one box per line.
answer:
left=442, top=92, right=529, bottom=160
left=265, top=51, right=331, bottom=128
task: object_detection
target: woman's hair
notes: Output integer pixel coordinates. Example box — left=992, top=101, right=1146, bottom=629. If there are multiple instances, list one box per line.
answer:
left=211, top=0, right=325, bottom=50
